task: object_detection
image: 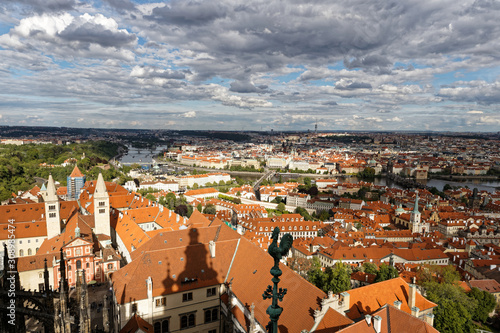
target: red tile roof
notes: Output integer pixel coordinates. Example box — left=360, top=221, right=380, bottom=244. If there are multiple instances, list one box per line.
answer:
left=70, top=165, right=85, bottom=178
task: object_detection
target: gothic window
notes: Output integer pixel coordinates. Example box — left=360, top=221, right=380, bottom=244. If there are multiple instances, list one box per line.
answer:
left=180, top=313, right=195, bottom=329
left=204, top=308, right=218, bottom=323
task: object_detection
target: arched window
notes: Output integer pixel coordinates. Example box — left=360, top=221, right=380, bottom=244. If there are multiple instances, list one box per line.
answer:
left=28, top=248, right=32, bottom=256
left=19, top=249, right=23, bottom=257
left=161, top=320, right=169, bottom=333
left=154, top=322, right=161, bottom=333
left=76, top=260, right=82, bottom=270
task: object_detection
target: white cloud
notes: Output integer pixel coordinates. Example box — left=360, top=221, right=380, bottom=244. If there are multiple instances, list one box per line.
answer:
left=183, top=111, right=196, bottom=118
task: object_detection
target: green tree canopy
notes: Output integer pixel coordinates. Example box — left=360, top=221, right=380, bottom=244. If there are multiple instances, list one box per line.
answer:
left=362, top=262, right=378, bottom=275
left=468, top=287, right=496, bottom=323
left=375, top=263, right=399, bottom=282
left=203, top=204, right=217, bottom=215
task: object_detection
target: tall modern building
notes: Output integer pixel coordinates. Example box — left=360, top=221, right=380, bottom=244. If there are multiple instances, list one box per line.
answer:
left=67, top=165, right=86, bottom=200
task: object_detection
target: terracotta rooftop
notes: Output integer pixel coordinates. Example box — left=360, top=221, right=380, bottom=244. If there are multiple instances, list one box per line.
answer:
left=336, top=304, right=439, bottom=333
left=119, top=313, right=153, bottom=333
left=69, top=165, right=85, bottom=178
left=345, top=277, right=437, bottom=320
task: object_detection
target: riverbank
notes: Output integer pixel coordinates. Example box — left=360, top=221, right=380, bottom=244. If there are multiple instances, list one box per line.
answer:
left=429, top=174, right=499, bottom=181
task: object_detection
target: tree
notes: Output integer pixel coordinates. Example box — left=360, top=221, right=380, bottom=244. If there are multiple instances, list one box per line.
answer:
left=319, top=210, right=330, bottom=221
left=277, top=202, right=286, bottom=213
left=175, top=204, right=188, bottom=217
left=304, top=177, right=311, bottom=188
left=417, top=264, right=460, bottom=285
left=290, top=257, right=312, bottom=278
left=203, top=204, right=217, bottom=215
left=375, top=263, right=398, bottom=282
left=423, top=281, right=477, bottom=333
left=433, top=298, right=474, bottom=333
left=295, top=207, right=313, bottom=221
left=469, top=287, right=496, bottom=323
left=145, top=193, right=157, bottom=202
left=324, top=262, right=351, bottom=293
left=307, top=258, right=325, bottom=289
left=362, top=262, right=378, bottom=275
left=197, top=203, right=203, bottom=212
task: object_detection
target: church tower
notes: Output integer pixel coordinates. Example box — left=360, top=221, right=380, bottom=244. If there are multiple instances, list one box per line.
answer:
left=94, top=173, right=110, bottom=236
left=410, top=190, right=422, bottom=233
left=44, top=175, right=61, bottom=239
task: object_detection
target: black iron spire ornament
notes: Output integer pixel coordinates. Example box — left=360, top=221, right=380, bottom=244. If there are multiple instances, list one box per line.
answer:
left=262, top=227, right=293, bottom=332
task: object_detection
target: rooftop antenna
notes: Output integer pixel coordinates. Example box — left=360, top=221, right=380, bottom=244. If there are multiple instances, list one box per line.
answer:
left=315, top=118, right=318, bottom=134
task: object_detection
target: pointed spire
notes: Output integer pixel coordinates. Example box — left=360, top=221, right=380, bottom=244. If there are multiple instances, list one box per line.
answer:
left=95, top=173, right=108, bottom=197
left=59, top=248, right=67, bottom=298
left=44, top=258, right=50, bottom=293
left=413, top=190, right=419, bottom=213
left=40, top=182, right=47, bottom=191
left=46, top=174, right=58, bottom=201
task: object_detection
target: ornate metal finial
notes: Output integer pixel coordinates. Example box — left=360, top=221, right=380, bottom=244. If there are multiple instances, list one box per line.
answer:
left=262, top=227, right=293, bottom=332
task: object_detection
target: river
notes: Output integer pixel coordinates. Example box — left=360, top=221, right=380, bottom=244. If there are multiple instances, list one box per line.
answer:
left=119, top=145, right=169, bottom=164
left=119, top=147, right=499, bottom=193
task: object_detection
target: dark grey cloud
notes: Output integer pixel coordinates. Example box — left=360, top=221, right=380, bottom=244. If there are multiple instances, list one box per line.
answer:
left=102, top=0, right=136, bottom=14
left=229, top=80, right=269, bottom=93
left=59, top=21, right=136, bottom=49
left=146, top=1, right=228, bottom=26
left=336, top=81, right=372, bottom=90
left=438, top=81, right=500, bottom=105
left=4, top=0, right=76, bottom=13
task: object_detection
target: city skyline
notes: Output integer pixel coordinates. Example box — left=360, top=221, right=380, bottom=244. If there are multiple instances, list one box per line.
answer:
left=1, top=0, right=500, bottom=131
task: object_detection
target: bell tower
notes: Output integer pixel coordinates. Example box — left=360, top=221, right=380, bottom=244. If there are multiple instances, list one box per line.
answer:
left=44, top=175, right=61, bottom=239
left=94, top=173, right=110, bottom=236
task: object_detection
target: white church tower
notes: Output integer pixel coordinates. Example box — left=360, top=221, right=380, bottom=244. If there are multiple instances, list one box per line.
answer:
left=94, top=173, right=110, bottom=236
left=44, top=175, right=61, bottom=239
left=410, top=190, right=422, bottom=233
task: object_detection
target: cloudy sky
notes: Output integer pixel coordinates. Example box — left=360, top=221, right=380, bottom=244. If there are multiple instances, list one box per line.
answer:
left=1, top=0, right=500, bottom=131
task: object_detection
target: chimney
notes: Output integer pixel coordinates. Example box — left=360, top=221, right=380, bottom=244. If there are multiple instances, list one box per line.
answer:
left=394, top=300, right=402, bottom=309
left=209, top=240, right=216, bottom=258
left=373, top=315, right=382, bottom=333
left=408, top=284, right=416, bottom=309
left=411, top=306, right=420, bottom=317
left=364, top=314, right=372, bottom=326
left=425, top=313, right=435, bottom=327
left=146, top=277, right=153, bottom=300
